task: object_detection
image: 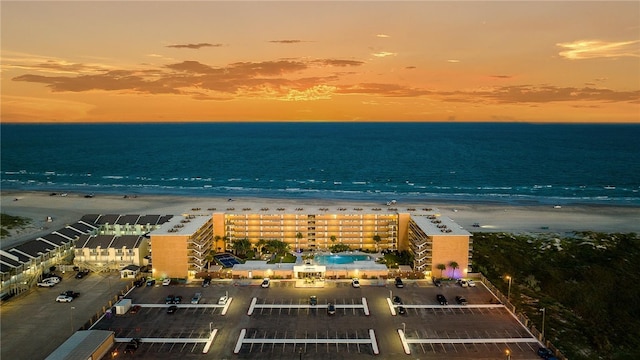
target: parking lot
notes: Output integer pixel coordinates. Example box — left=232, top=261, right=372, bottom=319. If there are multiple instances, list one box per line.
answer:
left=83, top=279, right=543, bottom=359
left=1, top=275, right=544, bottom=359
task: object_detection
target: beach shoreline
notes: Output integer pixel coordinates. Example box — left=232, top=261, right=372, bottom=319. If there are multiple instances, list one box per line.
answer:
left=2, top=190, right=639, bottom=249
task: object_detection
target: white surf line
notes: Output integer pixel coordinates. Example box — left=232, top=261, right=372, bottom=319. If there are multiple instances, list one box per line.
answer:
left=233, top=328, right=379, bottom=354
left=247, top=297, right=369, bottom=315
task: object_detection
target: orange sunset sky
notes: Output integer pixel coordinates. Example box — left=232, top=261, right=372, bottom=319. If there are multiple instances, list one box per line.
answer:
left=1, top=1, right=639, bottom=123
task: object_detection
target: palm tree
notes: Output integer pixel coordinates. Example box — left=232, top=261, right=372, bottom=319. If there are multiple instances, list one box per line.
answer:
left=448, top=261, right=459, bottom=278
left=436, top=263, right=446, bottom=278
left=296, top=232, right=303, bottom=251
left=373, top=234, right=382, bottom=252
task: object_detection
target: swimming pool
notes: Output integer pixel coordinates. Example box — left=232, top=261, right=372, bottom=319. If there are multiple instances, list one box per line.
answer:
left=314, top=254, right=372, bottom=265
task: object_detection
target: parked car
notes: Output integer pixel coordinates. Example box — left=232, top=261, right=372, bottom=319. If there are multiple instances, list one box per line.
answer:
left=433, top=278, right=442, bottom=287
left=41, top=276, right=60, bottom=284
left=457, top=279, right=469, bottom=287
left=124, top=338, right=140, bottom=354
left=166, top=305, right=178, bottom=314
left=129, top=305, right=142, bottom=314
left=397, top=306, right=407, bottom=315
left=75, top=269, right=89, bottom=279
left=351, top=278, right=360, bottom=288
left=133, top=279, right=145, bottom=287
left=37, top=281, right=56, bottom=287
left=43, top=274, right=62, bottom=282
left=173, top=295, right=182, bottom=304
left=537, top=347, right=558, bottom=359
left=56, top=295, right=73, bottom=303
left=436, top=294, right=448, bottom=305
left=191, top=293, right=202, bottom=304
left=467, top=279, right=476, bottom=287
left=146, top=278, right=156, bottom=286
left=309, top=295, right=317, bottom=306
left=394, top=277, right=404, bottom=288
left=60, top=290, right=80, bottom=298
left=162, top=278, right=171, bottom=286
left=327, top=303, right=336, bottom=315
left=261, top=278, right=270, bottom=288
left=392, top=296, right=403, bottom=305
left=202, top=278, right=211, bottom=287
left=218, top=295, right=229, bottom=305
left=165, top=295, right=175, bottom=304
left=455, top=295, right=468, bottom=305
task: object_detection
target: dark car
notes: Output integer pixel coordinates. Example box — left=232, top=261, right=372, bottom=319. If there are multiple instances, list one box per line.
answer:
left=455, top=295, right=467, bottom=305
left=167, top=305, right=178, bottom=314
left=433, top=278, right=442, bottom=287
left=397, top=306, right=407, bottom=315
left=60, top=290, right=80, bottom=298
left=129, top=305, right=142, bottom=314
left=327, top=303, right=336, bottom=315
left=436, top=294, right=448, bottom=305
left=146, top=278, right=156, bottom=286
left=165, top=295, right=175, bottom=304
left=537, top=348, right=558, bottom=359
left=309, top=296, right=317, bottom=306
left=392, top=296, right=403, bottom=305
left=133, top=279, right=145, bottom=287
left=394, top=277, right=404, bottom=288
left=75, top=270, right=89, bottom=279
left=173, top=295, right=182, bottom=304
left=124, top=338, right=140, bottom=354
left=202, top=277, right=211, bottom=287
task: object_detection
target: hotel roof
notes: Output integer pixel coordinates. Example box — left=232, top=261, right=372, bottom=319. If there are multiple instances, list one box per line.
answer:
left=138, top=215, right=162, bottom=225
left=54, top=227, right=83, bottom=239
left=40, top=232, right=74, bottom=246
left=410, top=215, right=471, bottom=236
left=152, top=214, right=211, bottom=236
left=12, top=239, right=57, bottom=257
left=96, top=214, right=120, bottom=225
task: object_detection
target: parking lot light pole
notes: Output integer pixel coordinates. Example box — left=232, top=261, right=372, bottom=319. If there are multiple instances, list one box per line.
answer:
left=70, top=306, right=76, bottom=334
left=540, top=308, right=546, bottom=340
left=389, top=290, right=393, bottom=300
left=209, top=322, right=213, bottom=333
left=505, top=349, right=511, bottom=360
left=401, top=322, right=406, bottom=333
left=506, top=275, right=512, bottom=302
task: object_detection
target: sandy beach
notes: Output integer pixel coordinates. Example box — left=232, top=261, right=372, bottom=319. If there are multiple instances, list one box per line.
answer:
left=2, top=190, right=639, bottom=248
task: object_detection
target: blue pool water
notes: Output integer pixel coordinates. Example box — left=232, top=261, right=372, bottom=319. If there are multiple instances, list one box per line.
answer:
left=314, top=254, right=372, bottom=265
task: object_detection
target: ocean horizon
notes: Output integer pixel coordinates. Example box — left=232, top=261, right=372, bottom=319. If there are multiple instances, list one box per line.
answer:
left=2, top=122, right=639, bottom=206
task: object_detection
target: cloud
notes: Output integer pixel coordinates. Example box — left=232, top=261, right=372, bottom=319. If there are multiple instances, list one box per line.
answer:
left=372, top=51, right=397, bottom=58
left=312, top=59, right=365, bottom=67
left=166, top=43, right=222, bottom=49
left=447, top=59, right=460, bottom=63
left=470, top=85, right=640, bottom=104
left=269, top=40, right=306, bottom=44
left=376, top=34, right=390, bottom=38
left=490, top=75, right=512, bottom=79
left=557, top=39, right=640, bottom=59
left=283, top=85, right=337, bottom=101
left=337, top=83, right=430, bottom=97
left=405, top=66, right=416, bottom=70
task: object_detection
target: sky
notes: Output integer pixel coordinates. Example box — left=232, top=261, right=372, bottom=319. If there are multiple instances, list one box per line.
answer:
left=1, top=1, right=639, bottom=123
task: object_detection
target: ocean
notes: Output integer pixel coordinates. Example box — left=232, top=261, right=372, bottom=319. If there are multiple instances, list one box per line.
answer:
left=1, top=122, right=639, bottom=206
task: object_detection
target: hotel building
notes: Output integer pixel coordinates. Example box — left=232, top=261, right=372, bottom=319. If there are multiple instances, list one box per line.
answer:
left=151, top=204, right=472, bottom=280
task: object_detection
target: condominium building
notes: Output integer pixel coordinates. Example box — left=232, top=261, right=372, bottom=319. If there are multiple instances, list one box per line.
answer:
left=149, top=204, right=472, bottom=280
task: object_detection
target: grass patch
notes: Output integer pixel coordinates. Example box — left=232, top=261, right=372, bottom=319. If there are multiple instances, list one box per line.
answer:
left=0, top=213, right=31, bottom=239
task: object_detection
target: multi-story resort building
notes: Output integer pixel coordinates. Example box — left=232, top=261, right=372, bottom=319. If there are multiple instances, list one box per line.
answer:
left=151, top=204, right=472, bottom=281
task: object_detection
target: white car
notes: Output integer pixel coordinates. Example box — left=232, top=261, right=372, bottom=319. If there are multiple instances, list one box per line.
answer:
left=162, top=278, right=171, bottom=286
left=467, top=279, right=476, bottom=287
left=351, top=278, right=360, bottom=288
left=55, top=295, right=73, bottom=303
left=43, top=277, right=61, bottom=284
left=38, top=281, right=56, bottom=287
left=191, top=292, right=202, bottom=304
left=261, top=278, right=270, bottom=288
left=217, top=295, right=228, bottom=305
left=458, top=279, right=469, bottom=287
